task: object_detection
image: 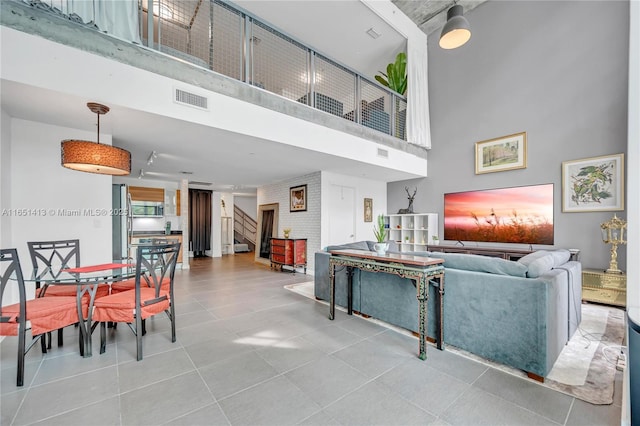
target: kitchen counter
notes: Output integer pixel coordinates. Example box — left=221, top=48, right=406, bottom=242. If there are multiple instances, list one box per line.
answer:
left=131, top=230, right=182, bottom=236
left=129, top=233, right=184, bottom=263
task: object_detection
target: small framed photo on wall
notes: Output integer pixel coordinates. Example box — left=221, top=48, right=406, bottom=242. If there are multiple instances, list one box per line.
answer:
left=475, top=132, right=527, bottom=174
left=290, top=184, right=307, bottom=212
left=364, top=198, right=373, bottom=222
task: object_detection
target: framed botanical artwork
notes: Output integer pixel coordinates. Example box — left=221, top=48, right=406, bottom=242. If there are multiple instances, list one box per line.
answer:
left=290, top=184, right=307, bottom=212
left=475, top=132, right=527, bottom=174
left=562, top=153, right=624, bottom=212
left=364, top=198, right=373, bottom=222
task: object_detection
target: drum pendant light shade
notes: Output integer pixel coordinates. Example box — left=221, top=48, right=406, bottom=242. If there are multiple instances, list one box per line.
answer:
left=439, top=4, right=471, bottom=49
left=61, top=103, right=131, bottom=176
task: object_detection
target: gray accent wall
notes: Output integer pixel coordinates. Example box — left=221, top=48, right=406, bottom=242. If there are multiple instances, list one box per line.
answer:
left=389, top=0, right=629, bottom=270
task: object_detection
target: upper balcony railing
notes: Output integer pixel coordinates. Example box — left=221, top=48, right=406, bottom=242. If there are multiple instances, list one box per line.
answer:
left=23, top=0, right=407, bottom=140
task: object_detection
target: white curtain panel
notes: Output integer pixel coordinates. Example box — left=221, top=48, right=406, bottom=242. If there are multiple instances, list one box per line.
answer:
left=39, top=0, right=140, bottom=44
left=406, top=37, right=431, bottom=148
left=94, top=0, right=141, bottom=44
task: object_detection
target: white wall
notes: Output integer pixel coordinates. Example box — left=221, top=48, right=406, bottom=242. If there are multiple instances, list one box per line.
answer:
left=258, top=172, right=321, bottom=273
left=209, top=192, right=222, bottom=258
left=624, top=1, right=638, bottom=423
left=1, top=109, right=11, bottom=248
left=320, top=171, right=387, bottom=248
left=234, top=195, right=257, bottom=221
left=9, top=118, right=112, bottom=272
left=627, top=0, right=639, bottom=320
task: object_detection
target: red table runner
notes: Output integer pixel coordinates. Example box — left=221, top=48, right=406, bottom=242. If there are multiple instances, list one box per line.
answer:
left=61, top=263, right=132, bottom=273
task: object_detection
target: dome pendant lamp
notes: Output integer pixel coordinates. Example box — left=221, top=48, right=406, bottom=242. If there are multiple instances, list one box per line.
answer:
left=61, top=102, right=131, bottom=176
left=439, top=4, right=471, bottom=49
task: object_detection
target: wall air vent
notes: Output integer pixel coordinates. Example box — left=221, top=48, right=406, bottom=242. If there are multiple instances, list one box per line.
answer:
left=377, top=148, right=389, bottom=158
left=174, top=88, right=208, bottom=110
left=189, top=181, right=213, bottom=186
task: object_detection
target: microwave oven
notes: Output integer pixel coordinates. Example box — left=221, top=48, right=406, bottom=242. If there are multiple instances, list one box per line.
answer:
left=131, top=201, right=164, bottom=217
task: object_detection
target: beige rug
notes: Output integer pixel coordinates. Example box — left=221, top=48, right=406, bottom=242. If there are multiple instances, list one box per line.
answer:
left=284, top=281, right=626, bottom=405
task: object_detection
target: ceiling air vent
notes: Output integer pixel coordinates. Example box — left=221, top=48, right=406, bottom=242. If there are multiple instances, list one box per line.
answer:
left=377, top=148, right=389, bottom=158
left=174, top=88, right=208, bottom=110
left=189, top=181, right=213, bottom=186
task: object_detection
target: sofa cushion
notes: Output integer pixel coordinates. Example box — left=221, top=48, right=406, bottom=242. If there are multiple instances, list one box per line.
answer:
left=325, top=241, right=370, bottom=252
left=433, top=252, right=527, bottom=277
left=519, top=250, right=571, bottom=278
left=517, top=250, right=550, bottom=267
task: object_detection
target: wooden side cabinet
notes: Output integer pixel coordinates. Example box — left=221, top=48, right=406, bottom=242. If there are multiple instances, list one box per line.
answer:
left=582, top=269, right=626, bottom=307
left=270, top=238, right=307, bottom=273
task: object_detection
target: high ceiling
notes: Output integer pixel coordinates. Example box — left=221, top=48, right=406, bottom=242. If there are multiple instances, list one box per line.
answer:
left=2, top=0, right=487, bottom=195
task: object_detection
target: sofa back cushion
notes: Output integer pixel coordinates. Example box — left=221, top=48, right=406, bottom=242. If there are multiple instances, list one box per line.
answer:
left=325, top=241, right=370, bottom=252
left=517, top=250, right=571, bottom=278
left=432, top=252, right=528, bottom=277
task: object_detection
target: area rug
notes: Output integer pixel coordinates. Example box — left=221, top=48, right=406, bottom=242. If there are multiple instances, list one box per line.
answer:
left=284, top=281, right=626, bottom=405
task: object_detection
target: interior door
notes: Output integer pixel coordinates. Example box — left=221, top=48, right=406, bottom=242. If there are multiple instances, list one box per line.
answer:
left=328, top=184, right=356, bottom=245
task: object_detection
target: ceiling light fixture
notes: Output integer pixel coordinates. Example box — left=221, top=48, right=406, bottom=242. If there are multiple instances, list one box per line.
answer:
left=439, top=4, right=471, bottom=49
left=147, top=150, right=157, bottom=166
left=366, top=27, right=382, bottom=39
left=139, top=169, right=145, bottom=179
left=61, top=102, right=131, bottom=176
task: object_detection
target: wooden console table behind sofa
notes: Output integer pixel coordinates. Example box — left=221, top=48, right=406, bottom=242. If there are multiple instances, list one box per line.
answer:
left=427, top=245, right=580, bottom=262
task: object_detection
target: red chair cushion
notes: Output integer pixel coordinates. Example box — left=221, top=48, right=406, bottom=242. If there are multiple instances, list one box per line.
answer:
left=0, top=296, right=87, bottom=336
left=36, top=284, right=110, bottom=299
left=93, top=287, right=170, bottom=323
left=110, top=277, right=170, bottom=294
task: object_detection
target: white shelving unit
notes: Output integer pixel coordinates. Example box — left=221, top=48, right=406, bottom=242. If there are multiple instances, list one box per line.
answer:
left=385, top=213, right=438, bottom=252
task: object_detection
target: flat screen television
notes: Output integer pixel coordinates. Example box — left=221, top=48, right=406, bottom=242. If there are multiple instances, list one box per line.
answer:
left=443, top=183, right=554, bottom=245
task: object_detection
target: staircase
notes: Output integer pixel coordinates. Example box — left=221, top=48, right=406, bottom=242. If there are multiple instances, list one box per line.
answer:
left=234, top=205, right=257, bottom=252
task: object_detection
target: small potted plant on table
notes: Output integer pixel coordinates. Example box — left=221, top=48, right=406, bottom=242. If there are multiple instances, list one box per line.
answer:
left=373, top=214, right=389, bottom=255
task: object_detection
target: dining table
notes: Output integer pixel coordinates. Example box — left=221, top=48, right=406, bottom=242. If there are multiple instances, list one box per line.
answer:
left=29, top=263, right=135, bottom=357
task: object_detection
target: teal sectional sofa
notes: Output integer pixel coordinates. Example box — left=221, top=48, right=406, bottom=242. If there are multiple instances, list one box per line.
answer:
left=314, top=242, right=582, bottom=378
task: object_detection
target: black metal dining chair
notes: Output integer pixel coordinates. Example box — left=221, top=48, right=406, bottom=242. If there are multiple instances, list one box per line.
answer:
left=27, top=239, right=109, bottom=348
left=0, top=248, right=84, bottom=386
left=94, top=242, right=180, bottom=361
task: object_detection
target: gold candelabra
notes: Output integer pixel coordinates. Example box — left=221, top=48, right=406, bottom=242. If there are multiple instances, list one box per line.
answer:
left=600, top=214, right=626, bottom=274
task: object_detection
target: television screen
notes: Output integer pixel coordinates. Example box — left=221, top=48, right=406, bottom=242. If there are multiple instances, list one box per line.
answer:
left=443, top=184, right=554, bottom=245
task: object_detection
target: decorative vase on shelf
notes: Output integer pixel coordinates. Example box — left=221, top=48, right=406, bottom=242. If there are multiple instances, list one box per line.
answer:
left=373, top=242, right=389, bottom=255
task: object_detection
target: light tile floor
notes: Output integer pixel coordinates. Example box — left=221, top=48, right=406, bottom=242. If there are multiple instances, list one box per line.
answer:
left=0, top=254, right=623, bottom=425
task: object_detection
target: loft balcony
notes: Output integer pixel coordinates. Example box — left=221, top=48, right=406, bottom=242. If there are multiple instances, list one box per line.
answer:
left=1, top=0, right=429, bottom=186
left=7, top=0, right=411, bottom=141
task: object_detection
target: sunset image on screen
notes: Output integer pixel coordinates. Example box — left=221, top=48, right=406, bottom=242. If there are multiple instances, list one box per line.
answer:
left=443, top=184, right=554, bottom=245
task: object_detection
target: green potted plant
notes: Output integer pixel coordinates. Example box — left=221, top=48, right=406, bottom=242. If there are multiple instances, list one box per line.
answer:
left=432, top=235, right=440, bottom=245
left=375, top=52, right=407, bottom=96
left=373, top=214, right=388, bottom=255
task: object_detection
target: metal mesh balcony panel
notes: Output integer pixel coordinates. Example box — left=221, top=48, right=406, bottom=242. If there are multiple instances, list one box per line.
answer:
left=210, top=1, right=243, bottom=80
left=313, top=54, right=356, bottom=120
left=395, top=97, right=408, bottom=141
left=360, top=79, right=392, bottom=135
left=250, top=20, right=309, bottom=101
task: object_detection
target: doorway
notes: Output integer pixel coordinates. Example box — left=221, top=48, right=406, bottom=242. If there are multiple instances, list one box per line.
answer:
left=255, top=203, right=279, bottom=265
left=189, top=189, right=212, bottom=257
left=328, top=184, right=356, bottom=245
